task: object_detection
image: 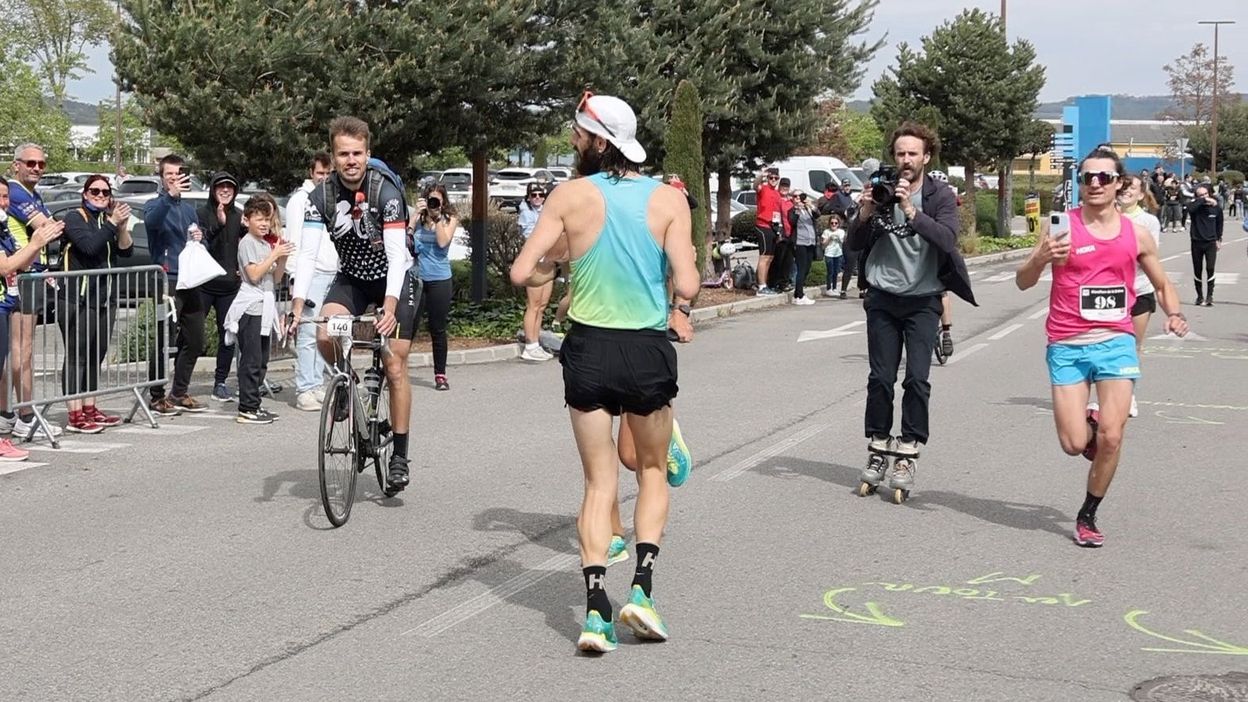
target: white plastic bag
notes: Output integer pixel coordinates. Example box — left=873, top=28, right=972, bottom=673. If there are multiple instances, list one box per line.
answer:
left=176, top=240, right=226, bottom=290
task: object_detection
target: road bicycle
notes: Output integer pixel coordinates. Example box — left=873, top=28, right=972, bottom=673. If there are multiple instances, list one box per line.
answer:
left=306, top=314, right=396, bottom=527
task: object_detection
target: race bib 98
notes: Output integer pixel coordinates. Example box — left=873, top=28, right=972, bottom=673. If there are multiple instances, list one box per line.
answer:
left=1079, top=285, right=1127, bottom=322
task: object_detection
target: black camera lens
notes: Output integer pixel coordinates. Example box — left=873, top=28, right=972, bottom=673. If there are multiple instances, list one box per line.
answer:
left=427, top=196, right=441, bottom=209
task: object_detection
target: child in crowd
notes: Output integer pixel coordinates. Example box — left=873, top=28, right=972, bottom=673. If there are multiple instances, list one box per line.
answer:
left=821, top=214, right=845, bottom=298
left=224, top=197, right=293, bottom=425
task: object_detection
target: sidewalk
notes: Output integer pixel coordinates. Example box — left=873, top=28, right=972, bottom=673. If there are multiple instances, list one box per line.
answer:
left=193, top=247, right=1034, bottom=374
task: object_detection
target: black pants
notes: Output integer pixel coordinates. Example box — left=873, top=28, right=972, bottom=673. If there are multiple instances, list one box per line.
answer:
left=236, top=313, right=272, bottom=413
left=841, top=250, right=860, bottom=292
left=416, top=278, right=453, bottom=374
left=200, top=286, right=238, bottom=385
left=864, top=290, right=942, bottom=444
left=1191, top=240, right=1218, bottom=299
left=772, top=238, right=795, bottom=291
left=793, top=244, right=817, bottom=298
left=149, top=281, right=206, bottom=401
left=58, top=297, right=116, bottom=396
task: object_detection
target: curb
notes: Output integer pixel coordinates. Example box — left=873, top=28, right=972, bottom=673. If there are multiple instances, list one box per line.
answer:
left=191, top=246, right=1033, bottom=375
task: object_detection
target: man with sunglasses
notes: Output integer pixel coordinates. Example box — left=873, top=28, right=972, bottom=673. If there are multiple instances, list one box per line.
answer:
left=846, top=121, right=974, bottom=503
left=753, top=167, right=783, bottom=295
left=1016, top=147, right=1188, bottom=548
left=511, top=93, right=699, bottom=653
left=5, top=144, right=66, bottom=439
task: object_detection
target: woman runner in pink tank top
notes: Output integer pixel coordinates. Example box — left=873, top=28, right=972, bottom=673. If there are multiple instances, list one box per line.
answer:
left=1015, top=146, right=1188, bottom=549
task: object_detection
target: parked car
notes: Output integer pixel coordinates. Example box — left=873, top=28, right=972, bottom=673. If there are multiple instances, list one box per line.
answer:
left=43, top=196, right=153, bottom=304
left=489, top=167, right=556, bottom=211
left=114, top=175, right=206, bottom=199
left=547, top=166, right=573, bottom=182
left=37, top=172, right=95, bottom=199
left=732, top=189, right=757, bottom=209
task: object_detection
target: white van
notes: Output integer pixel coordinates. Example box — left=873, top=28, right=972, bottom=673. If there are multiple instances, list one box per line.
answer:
left=768, top=156, right=864, bottom=195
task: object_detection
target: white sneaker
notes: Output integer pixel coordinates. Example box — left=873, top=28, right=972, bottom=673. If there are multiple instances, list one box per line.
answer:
left=15, top=415, right=62, bottom=438
left=0, top=413, right=14, bottom=436
left=1129, top=395, right=1138, bottom=418
left=822, top=288, right=837, bottom=298
left=295, top=390, right=323, bottom=412
left=520, top=345, right=553, bottom=362
left=794, top=297, right=815, bottom=306
left=314, top=384, right=327, bottom=404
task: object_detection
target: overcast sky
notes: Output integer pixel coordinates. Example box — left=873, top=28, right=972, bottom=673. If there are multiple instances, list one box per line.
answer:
left=67, top=0, right=1248, bottom=107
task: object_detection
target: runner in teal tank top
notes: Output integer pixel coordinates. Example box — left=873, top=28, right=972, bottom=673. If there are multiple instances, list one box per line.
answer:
left=510, top=93, right=700, bottom=654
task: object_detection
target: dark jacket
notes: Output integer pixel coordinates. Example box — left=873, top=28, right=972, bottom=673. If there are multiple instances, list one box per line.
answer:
left=1187, top=199, right=1224, bottom=242
left=845, top=173, right=976, bottom=306
left=61, top=205, right=134, bottom=303
left=145, top=190, right=198, bottom=276
left=197, top=173, right=244, bottom=295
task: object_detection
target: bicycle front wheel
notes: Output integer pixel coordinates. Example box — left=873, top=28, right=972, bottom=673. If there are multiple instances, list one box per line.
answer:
left=319, top=374, right=358, bottom=527
left=371, top=375, right=394, bottom=494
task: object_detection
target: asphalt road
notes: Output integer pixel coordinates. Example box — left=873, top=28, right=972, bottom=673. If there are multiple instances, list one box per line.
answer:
left=3, top=224, right=1247, bottom=701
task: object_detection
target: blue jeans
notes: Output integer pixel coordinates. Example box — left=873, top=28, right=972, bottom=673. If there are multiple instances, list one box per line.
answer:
left=824, top=256, right=843, bottom=289
left=295, top=271, right=335, bottom=394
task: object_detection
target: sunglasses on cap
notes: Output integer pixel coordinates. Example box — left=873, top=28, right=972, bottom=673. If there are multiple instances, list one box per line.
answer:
left=19, top=159, right=46, bottom=169
left=85, top=187, right=112, bottom=197
left=1079, top=171, right=1119, bottom=187
left=577, top=90, right=617, bottom=139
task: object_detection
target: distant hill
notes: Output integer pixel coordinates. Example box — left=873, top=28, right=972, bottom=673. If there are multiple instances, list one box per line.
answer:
left=848, top=94, right=1248, bottom=120
left=59, top=98, right=100, bottom=125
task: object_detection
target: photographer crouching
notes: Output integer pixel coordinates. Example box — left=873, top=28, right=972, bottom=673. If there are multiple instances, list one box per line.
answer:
left=844, top=121, right=976, bottom=503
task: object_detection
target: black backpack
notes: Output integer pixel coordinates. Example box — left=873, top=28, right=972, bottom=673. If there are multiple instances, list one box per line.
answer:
left=312, top=167, right=409, bottom=233
left=731, top=259, right=757, bottom=290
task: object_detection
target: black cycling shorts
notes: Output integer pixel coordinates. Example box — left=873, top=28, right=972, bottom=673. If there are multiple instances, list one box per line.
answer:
left=1130, top=292, right=1156, bottom=317
left=561, top=323, right=678, bottom=416
left=323, top=271, right=420, bottom=341
left=755, top=225, right=778, bottom=256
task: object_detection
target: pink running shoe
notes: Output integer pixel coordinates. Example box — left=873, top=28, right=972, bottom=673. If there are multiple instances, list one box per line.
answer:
left=1081, top=409, right=1099, bottom=461
left=0, top=438, right=30, bottom=462
left=1074, top=517, right=1104, bottom=548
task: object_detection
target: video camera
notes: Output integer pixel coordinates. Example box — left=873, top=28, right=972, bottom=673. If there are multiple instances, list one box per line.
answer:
left=869, top=165, right=899, bottom=206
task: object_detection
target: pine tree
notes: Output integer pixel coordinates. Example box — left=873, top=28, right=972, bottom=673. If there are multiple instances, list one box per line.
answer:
left=663, top=80, right=709, bottom=277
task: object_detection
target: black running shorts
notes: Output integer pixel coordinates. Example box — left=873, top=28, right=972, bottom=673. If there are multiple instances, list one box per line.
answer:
left=755, top=225, right=778, bottom=256
left=323, top=271, right=420, bottom=341
left=561, top=323, right=678, bottom=416
left=1130, top=292, right=1156, bottom=317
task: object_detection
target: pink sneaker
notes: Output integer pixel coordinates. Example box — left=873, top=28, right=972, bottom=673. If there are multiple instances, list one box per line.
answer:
left=1074, top=517, right=1104, bottom=548
left=0, top=438, right=30, bottom=462
left=1081, top=409, right=1099, bottom=461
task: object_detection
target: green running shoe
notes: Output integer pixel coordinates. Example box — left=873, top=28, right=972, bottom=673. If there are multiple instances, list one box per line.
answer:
left=606, top=535, right=629, bottom=567
left=577, top=610, right=618, bottom=653
left=667, top=418, right=692, bottom=487
left=619, top=585, right=670, bottom=641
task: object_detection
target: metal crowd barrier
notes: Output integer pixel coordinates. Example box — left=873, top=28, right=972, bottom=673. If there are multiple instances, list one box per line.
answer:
left=9, top=266, right=171, bottom=448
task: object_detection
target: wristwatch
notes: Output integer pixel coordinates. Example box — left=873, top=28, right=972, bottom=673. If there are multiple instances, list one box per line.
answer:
left=674, top=303, right=692, bottom=317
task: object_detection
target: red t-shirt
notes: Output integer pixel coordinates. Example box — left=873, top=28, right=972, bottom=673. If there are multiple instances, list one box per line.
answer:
left=755, top=183, right=783, bottom=228
left=779, top=198, right=794, bottom=236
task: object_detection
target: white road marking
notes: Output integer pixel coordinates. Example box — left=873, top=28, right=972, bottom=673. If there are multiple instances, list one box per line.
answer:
left=403, top=552, right=579, bottom=638
left=983, top=272, right=1015, bottom=283
left=0, top=462, right=50, bottom=475
left=23, top=441, right=131, bottom=454
left=797, top=321, right=865, bottom=343
left=944, top=342, right=989, bottom=365
left=710, top=425, right=825, bottom=482
left=988, top=323, right=1024, bottom=341
left=1028, top=308, right=1049, bottom=320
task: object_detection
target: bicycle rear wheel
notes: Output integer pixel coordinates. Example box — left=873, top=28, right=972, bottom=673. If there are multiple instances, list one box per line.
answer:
left=319, top=374, right=358, bottom=527
left=371, top=375, right=395, bottom=495
left=934, top=326, right=948, bottom=365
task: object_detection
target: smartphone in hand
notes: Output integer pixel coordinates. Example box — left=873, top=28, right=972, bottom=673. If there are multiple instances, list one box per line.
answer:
left=1049, top=212, right=1070, bottom=241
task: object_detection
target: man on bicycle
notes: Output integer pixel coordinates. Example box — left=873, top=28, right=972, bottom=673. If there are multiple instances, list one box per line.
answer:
left=290, top=116, right=419, bottom=491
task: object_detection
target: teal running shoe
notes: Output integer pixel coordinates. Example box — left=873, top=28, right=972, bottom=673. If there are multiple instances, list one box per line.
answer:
left=577, top=610, right=618, bottom=653
left=606, top=535, right=629, bottom=567
left=667, top=418, right=692, bottom=488
left=619, top=585, right=670, bottom=641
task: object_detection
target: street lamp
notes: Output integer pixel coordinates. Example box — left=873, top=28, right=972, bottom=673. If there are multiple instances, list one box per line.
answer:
left=1198, top=19, right=1235, bottom=177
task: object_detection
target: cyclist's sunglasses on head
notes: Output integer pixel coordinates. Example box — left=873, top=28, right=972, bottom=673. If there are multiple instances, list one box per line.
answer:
left=1080, top=171, right=1119, bottom=187
left=577, top=91, right=617, bottom=139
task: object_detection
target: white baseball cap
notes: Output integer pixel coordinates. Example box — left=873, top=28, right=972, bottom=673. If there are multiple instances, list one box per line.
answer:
left=575, top=93, right=647, bottom=165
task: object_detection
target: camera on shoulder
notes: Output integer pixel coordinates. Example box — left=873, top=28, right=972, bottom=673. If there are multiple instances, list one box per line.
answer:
left=870, top=165, right=899, bottom=206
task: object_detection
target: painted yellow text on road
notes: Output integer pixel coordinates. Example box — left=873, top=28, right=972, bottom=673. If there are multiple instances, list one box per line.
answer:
left=800, top=587, right=904, bottom=627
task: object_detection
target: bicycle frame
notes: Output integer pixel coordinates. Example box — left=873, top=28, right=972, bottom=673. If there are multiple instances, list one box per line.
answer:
left=309, top=315, right=393, bottom=453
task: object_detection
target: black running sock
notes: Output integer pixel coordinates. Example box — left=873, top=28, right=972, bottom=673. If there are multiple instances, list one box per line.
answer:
left=941, top=324, right=951, bottom=331
left=392, top=433, right=408, bottom=458
left=1077, top=492, right=1103, bottom=522
left=583, top=565, right=611, bottom=619
left=632, top=542, right=660, bottom=597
